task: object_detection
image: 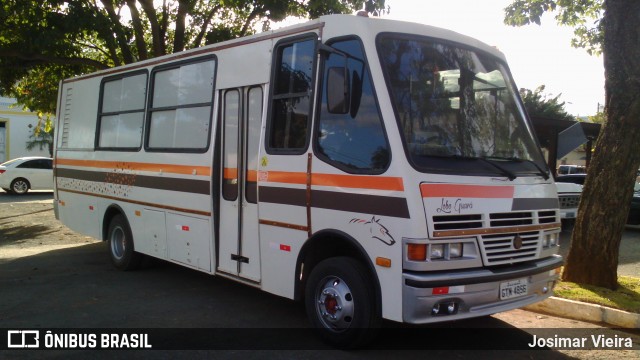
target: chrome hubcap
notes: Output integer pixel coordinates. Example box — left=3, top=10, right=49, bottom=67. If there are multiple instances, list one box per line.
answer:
left=315, top=276, right=355, bottom=331
left=110, top=226, right=126, bottom=260
left=13, top=181, right=28, bottom=193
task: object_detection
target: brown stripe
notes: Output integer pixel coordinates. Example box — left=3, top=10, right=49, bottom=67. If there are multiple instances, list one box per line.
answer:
left=306, top=153, right=313, bottom=237
left=312, top=189, right=410, bottom=218
left=433, top=223, right=561, bottom=238
left=259, top=186, right=411, bottom=218
left=259, top=219, right=309, bottom=232
left=57, top=188, right=211, bottom=216
left=259, top=186, right=307, bottom=207
left=56, top=168, right=210, bottom=195
left=512, top=198, right=560, bottom=211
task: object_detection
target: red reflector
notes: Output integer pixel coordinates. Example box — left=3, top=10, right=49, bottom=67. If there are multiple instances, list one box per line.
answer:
left=181, top=226, right=190, bottom=231
left=280, top=244, right=291, bottom=252
left=89, top=206, right=94, bottom=210
left=432, top=287, right=449, bottom=295
left=0, top=170, right=5, bottom=174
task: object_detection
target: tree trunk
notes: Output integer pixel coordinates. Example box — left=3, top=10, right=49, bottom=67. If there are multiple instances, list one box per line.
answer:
left=173, top=0, right=191, bottom=53
left=101, top=0, right=134, bottom=64
left=192, top=5, right=220, bottom=48
left=138, top=0, right=165, bottom=56
left=562, top=0, right=640, bottom=289
left=126, top=0, right=148, bottom=60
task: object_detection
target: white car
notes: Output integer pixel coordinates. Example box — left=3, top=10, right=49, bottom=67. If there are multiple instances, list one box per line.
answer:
left=555, top=182, right=582, bottom=220
left=0, top=157, right=53, bottom=194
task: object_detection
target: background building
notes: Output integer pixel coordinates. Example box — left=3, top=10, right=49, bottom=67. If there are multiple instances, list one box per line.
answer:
left=0, top=97, right=51, bottom=163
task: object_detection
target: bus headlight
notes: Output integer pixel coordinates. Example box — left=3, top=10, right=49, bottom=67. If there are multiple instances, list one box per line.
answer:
left=449, top=243, right=463, bottom=258
left=430, top=244, right=444, bottom=260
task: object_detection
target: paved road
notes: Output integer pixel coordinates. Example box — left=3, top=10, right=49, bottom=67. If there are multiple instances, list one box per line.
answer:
left=0, top=193, right=638, bottom=359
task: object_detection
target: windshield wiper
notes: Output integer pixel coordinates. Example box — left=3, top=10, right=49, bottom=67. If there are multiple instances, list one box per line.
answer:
left=485, top=156, right=550, bottom=180
left=428, top=154, right=517, bottom=181
left=476, top=157, right=517, bottom=181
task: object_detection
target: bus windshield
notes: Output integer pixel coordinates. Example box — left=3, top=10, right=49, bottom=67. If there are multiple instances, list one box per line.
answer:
left=377, top=35, right=547, bottom=178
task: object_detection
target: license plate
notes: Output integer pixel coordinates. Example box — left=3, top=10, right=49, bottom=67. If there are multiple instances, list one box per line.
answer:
left=499, top=278, right=528, bottom=300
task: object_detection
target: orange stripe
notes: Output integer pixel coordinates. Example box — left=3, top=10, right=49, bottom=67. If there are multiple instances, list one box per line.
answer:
left=262, top=171, right=404, bottom=191
left=312, top=173, right=404, bottom=191
left=247, top=170, right=258, bottom=182
left=421, top=184, right=514, bottom=198
left=224, top=168, right=238, bottom=179
left=56, top=158, right=211, bottom=176
left=263, top=171, right=309, bottom=185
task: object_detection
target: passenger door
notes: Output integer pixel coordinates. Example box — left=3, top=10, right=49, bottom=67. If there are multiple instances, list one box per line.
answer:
left=218, top=86, right=263, bottom=282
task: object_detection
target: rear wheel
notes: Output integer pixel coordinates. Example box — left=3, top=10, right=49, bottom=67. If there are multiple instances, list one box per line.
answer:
left=10, top=178, right=29, bottom=195
left=107, top=214, right=142, bottom=271
left=305, top=257, right=380, bottom=349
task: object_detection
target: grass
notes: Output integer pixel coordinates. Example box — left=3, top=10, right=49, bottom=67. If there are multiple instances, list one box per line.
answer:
left=552, top=274, right=640, bottom=313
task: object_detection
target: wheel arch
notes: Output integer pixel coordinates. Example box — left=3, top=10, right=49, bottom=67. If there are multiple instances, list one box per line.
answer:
left=294, top=229, right=382, bottom=314
left=102, top=204, right=127, bottom=241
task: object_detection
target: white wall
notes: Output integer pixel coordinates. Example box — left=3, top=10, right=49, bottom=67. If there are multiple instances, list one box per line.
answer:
left=0, top=97, right=51, bottom=163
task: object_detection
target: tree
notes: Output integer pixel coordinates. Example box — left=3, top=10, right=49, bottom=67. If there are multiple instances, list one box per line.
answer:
left=505, top=0, right=640, bottom=289
left=519, top=85, right=575, bottom=121
left=26, top=117, right=55, bottom=157
left=0, top=0, right=387, bottom=114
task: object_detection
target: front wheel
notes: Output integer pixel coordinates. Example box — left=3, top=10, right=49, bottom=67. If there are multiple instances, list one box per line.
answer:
left=107, top=214, right=142, bottom=271
left=305, top=257, right=381, bottom=348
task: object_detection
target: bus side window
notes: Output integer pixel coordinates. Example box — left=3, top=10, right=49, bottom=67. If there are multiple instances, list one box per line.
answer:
left=266, top=36, right=317, bottom=154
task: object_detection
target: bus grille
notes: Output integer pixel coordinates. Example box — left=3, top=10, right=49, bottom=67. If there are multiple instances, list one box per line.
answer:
left=559, top=194, right=580, bottom=209
left=431, top=210, right=559, bottom=265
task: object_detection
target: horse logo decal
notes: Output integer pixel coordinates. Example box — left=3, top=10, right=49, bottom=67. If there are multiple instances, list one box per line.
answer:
left=350, top=217, right=396, bottom=246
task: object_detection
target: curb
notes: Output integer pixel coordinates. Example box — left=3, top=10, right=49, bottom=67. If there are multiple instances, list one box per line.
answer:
left=524, top=296, right=640, bottom=328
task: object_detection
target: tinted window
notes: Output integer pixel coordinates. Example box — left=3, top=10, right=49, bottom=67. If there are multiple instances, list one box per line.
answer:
left=17, top=159, right=51, bottom=169
left=267, top=37, right=316, bottom=153
left=316, top=39, right=390, bottom=173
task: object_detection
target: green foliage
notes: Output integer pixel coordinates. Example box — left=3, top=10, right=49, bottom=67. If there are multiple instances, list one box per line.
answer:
left=504, top=0, right=604, bottom=55
left=554, top=274, right=640, bottom=313
left=588, top=111, right=606, bottom=124
left=0, top=0, right=387, bottom=114
left=25, top=114, right=55, bottom=157
left=519, top=85, right=575, bottom=120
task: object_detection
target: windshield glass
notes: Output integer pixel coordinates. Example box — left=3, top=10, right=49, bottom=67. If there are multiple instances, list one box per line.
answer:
left=377, top=35, right=546, bottom=177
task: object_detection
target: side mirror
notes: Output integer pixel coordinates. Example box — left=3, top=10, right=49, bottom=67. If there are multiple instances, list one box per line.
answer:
left=327, top=66, right=350, bottom=114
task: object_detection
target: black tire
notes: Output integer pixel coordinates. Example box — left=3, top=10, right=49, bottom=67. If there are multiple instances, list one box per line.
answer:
left=10, top=178, right=30, bottom=195
left=107, top=214, right=143, bottom=271
left=305, top=257, right=381, bottom=349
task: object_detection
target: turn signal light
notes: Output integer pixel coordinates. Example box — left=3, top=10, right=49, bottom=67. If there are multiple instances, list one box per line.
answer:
left=407, top=243, right=427, bottom=261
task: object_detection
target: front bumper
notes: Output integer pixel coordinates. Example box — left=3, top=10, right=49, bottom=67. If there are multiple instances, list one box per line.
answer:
left=402, top=255, right=563, bottom=323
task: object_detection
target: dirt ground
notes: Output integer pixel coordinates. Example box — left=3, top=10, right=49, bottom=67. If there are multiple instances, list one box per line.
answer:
left=0, top=191, right=99, bottom=260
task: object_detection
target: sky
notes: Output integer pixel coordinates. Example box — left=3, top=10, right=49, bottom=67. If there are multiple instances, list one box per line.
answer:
left=379, top=0, right=604, bottom=116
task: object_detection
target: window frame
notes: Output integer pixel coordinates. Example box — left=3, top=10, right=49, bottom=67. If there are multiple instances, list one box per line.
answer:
left=313, top=36, right=392, bottom=175
left=144, top=55, right=217, bottom=153
left=265, top=33, right=318, bottom=155
left=95, top=70, right=149, bottom=152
